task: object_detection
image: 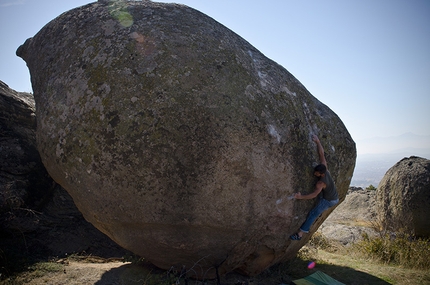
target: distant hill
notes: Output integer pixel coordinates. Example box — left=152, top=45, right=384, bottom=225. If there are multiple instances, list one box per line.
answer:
left=351, top=133, right=430, bottom=187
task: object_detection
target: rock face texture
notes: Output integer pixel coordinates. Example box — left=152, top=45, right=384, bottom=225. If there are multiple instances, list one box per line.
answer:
left=0, top=81, right=128, bottom=276
left=17, top=0, right=356, bottom=278
left=0, top=80, right=52, bottom=214
left=319, top=187, right=378, bottom=245
left=376, top=156, right=430, bottom=237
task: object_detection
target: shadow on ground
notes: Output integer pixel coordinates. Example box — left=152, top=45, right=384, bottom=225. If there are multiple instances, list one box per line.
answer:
left=276, top=256, right=391, bottom=285
left=0, top=185, right=130, bottom=279
left=94, top=258, right=391, bottom=285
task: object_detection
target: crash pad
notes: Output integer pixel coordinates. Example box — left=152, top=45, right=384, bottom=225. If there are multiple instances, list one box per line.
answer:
left=292, top=271, right=345, bottom=285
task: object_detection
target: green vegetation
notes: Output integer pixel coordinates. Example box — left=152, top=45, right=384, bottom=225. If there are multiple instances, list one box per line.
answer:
left=0, top=262, right=63, bottom=285
left=27, top=262, right=63, bottom=276
left=366, top=184, right=377, bottom=190
left=303, top=229, right=430, bottom=284
left=354, top=232, right=430, bottom=269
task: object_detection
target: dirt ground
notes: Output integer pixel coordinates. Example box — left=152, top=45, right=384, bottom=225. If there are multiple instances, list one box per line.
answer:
left=4, top=259, right=285, bottom=285
left=16, top=260, right=131, bottom=285
left=1, top=185, right=289, bottom=284
left=1, top=187, right=429, bottom=285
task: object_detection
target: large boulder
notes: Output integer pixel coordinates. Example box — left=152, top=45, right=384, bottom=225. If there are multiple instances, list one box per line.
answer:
left=376, top=156, right=430, bottom=237
left=17, top=0, right=356, bottom=278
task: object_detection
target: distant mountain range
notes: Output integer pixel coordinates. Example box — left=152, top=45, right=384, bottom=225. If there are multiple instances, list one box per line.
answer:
left=356, top=132, right=430, bottom=154
left=350, top=133, right=430, bottom=187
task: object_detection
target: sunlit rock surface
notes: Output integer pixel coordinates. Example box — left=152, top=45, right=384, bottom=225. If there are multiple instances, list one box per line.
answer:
left=17, top=0, right=356, bottom=278
left=377, top=156, right=430, bottom=238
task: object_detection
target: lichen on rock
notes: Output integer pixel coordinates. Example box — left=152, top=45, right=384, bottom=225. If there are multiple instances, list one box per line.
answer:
left=376, top=156, right=430, bottom=238
left=17, top=0, right=356, bottom=278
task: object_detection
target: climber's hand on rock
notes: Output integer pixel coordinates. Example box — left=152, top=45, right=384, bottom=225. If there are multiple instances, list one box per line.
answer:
left=294, top=192, right=302, bottom=199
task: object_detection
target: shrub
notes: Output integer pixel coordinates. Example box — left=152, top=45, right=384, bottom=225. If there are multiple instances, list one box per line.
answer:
left=355, top=232, right=430, bottom=269
left=309, top=232, right=335, bottom=251
left=366, top=184, right=377, bottom=190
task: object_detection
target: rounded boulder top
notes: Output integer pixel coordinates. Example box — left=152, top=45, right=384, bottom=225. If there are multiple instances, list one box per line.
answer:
left=377, top=156, right=430, bottom=237
left=17, top=0, right=356, bottom=278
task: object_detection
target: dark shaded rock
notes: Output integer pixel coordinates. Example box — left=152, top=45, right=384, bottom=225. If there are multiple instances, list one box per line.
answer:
left=0, top=81, right=129, bottom=278
left=0, top=80, right=51, bottom=213
left=376, top=156, right=430, bottom=237
left=17, top=0, right=356, bottom=278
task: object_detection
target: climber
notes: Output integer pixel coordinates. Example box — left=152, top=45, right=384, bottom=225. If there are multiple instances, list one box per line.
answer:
left=290, top=134, right=339, bottom=240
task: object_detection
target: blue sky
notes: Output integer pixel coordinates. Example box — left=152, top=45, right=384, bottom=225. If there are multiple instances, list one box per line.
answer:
left=1, top=0, right=429, bottom=154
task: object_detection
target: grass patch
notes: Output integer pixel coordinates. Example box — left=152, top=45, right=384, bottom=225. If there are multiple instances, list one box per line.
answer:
left=354, top=232, right=430, bottom=269
left=27, top=262, right=63, bottom=276
left=301, top=231, right=430, bottom=285
left=0, top=261, right=64, bottom=285
left=259, top=246, right=393, bottom=285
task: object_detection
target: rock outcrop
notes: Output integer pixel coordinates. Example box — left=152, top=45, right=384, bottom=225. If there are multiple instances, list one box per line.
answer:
left=318, top=187, right=378, bottom=245
left=0, top=81, right=128, bottom=277
left=0, top=80, right=52, bottom=214
left=376, top=156, right=430, bottom=237
left=17, top=0, right=356, bottom=278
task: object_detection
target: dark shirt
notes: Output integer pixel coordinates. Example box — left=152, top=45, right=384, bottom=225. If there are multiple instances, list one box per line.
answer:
left=320, top=171, right=338, bottom=201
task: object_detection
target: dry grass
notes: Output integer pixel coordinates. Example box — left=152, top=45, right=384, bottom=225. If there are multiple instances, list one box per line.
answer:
left=301, top=232, right=430, bottom=285
left=353, top=233, right=430, bottom=269
left=2, top=232, right=430, bottom=285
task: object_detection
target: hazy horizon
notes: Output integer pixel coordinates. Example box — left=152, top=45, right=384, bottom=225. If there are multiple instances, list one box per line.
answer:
left=355, top=132, right=430, bottom=155
left=351, top=132, right=429, bottom=187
